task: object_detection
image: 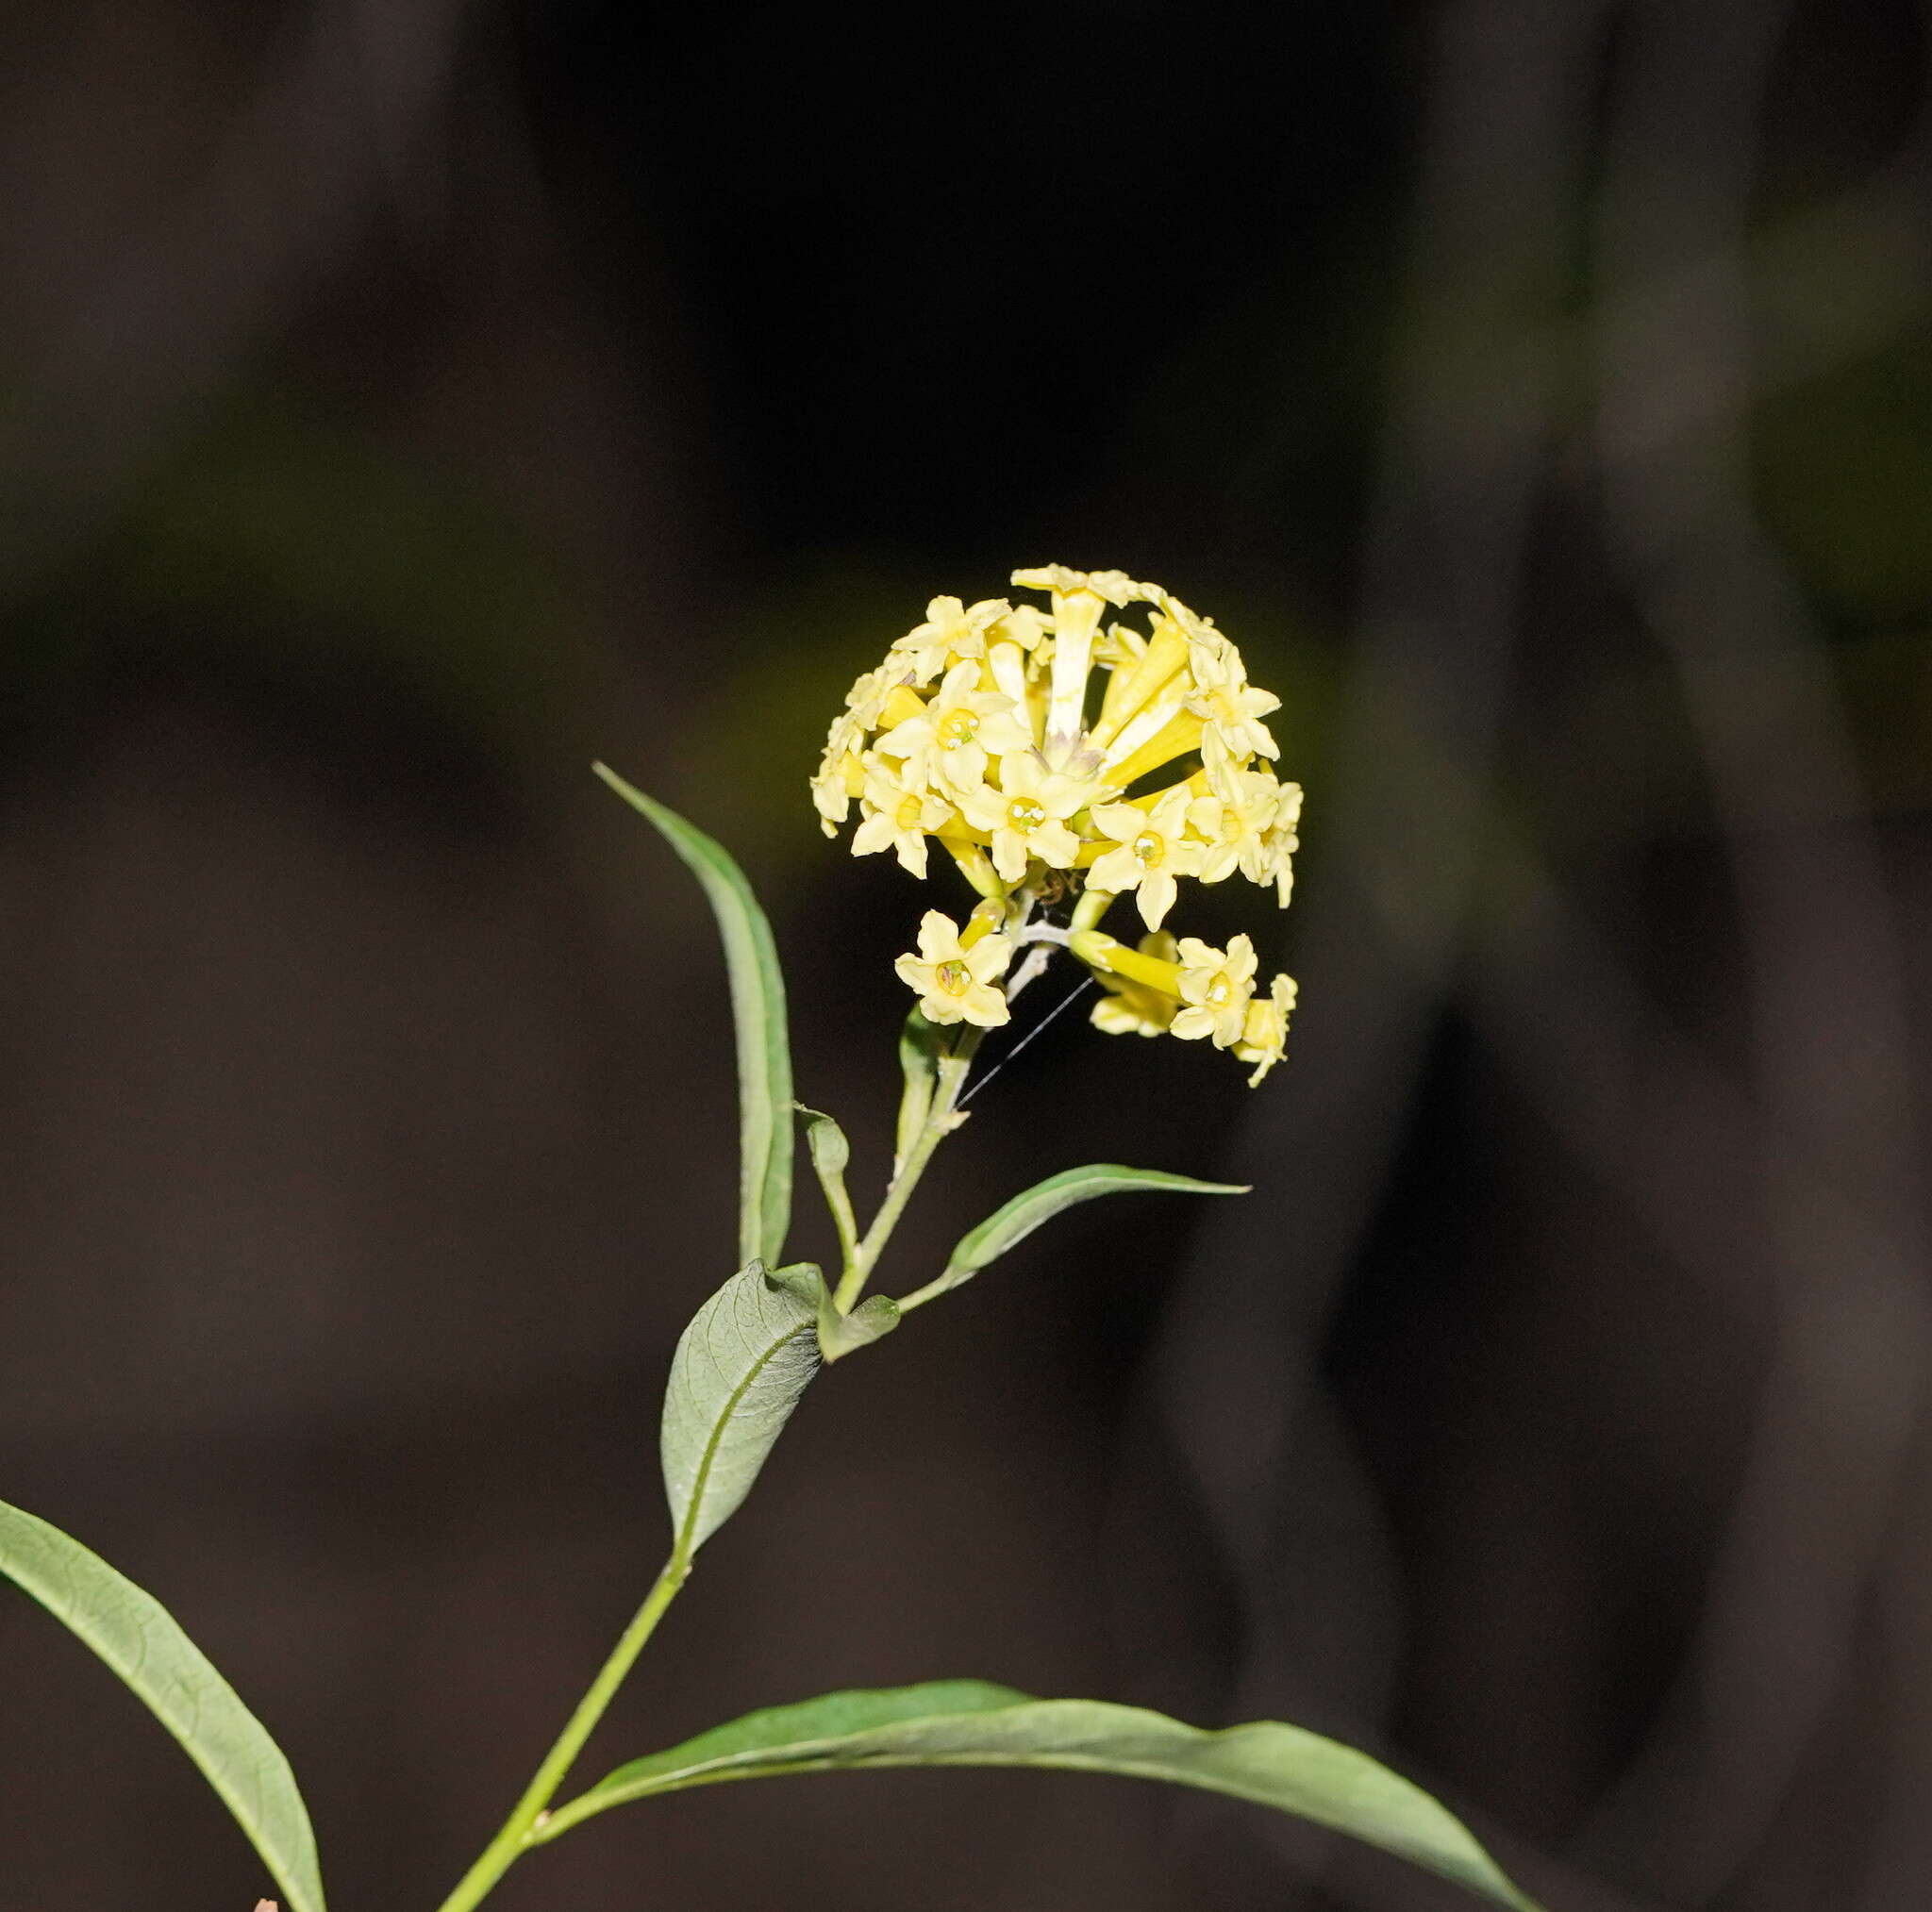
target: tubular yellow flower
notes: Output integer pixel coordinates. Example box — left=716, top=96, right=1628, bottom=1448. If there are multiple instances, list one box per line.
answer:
left=1090, top=931, right=1181, bottom=1038
left=1189, top=765, right=1281, bottom=887
left=1233, top=973, right=1297, bottom=1086
left=1172, top=935, right=1257, bottom=1047
left=956, top=751, right=1094, bottom=885
left=1086, top=786, right=1203, bottom=931
left=1259, top=780, right=1303, bottom=907
left=1186, top=646, right=1281, bottom=761
left=894, top=910, right=1013, bottom=1027
left=1010, top=565, right=1147, bottom=765
left=842, top=666, right=906, bottom=729
left=812, top=707, right=868, bottom=833
left=891, top=596, right=1010, bottom=685
left=1069, top=926, right=1177, bottom=990
left=874, top=659, right=1033, bottom=796
left=851, top=758, right=958, bottom=877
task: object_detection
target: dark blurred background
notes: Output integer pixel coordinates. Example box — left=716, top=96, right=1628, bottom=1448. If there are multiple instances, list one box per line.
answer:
left=3, top=1, right=1930, bottom=1906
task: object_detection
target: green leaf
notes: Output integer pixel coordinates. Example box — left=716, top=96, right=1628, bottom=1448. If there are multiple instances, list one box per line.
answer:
left=593, top=763, right=794, bottom=1268
left=913, top=1165, right=1248, bottom=1305
left=816, top=1292, right=901, bottom=1363
left=661, top=1260, right=822, bottom=1556
left=0, top=1496, right=326, bottom=1912
left=538, top=1683, right=1539, bottom=1910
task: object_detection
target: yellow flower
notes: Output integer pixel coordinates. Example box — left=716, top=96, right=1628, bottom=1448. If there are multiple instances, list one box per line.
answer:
left=1233, top=973, right=1296, bottom=1086
left=1086, top=785, right=1204, bottom=932
left=811, top=707, right=868, bottom=833
left=842, top=665, right=907, bottom=728
left=989, top=604, right=1051, bottom=652
left=1010, top=565, right=1150, bottom=766
left=1172, top=934, right=1257, bottom=1047
left=894, top=910, right=1014, bottom=1026
left=956, top=751, right=1094, bottom=885
left=1186, top=645, right=1280, bottom=761
left=1009, top=563, right=1144, bottom=607
left=1189, top=765, right=1281, bottom=886
left=874, top=659, right=1033, bottom=795
left=1257, top=780, right=1302, bottom=907
left=981, top=604, right=1054, bottom=716
left=891, top=596, right=1010, bottom=686
left=1090, top=931, right=1180, bottom=1038
left=811, top=565, right=1303, bottom=1061
left=851, top=758, right=958, bottom=877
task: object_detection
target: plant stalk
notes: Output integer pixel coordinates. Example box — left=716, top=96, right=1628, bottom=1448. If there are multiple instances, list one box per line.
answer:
left=433, top=1552, right=691, bottom=1912
left=833, top=1033, right=980, bottom=1312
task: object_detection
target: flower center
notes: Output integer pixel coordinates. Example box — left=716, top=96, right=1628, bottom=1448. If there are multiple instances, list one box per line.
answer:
left=939, top=710, right=979, bottom=750
left=896, top=794, right=925, bottom=829
left=1207, top=973, right=1232, bottom=1006
left=935, top=959, right=971, bottom=996
left=1007, top=797, right=1045, bottom=831
left=1131, top=831, right=1162, bottom=866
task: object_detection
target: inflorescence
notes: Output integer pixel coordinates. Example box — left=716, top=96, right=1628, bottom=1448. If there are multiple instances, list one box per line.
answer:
left=812, top=565, right=1300, bottom=1085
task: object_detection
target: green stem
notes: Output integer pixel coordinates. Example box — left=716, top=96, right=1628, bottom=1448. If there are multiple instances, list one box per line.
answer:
left=434, top=1553, right=691, bottom=1912
left=891, top=1265, right=960, bottom=1315
left=833, top=1031, right=981, bottom=1312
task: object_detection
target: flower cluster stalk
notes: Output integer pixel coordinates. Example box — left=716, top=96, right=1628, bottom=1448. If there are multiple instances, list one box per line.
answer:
left=834, top=1031, right=979, bottom=1312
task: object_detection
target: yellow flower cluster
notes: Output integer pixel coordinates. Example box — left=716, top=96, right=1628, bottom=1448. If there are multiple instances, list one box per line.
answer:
left=812, top=565, right=1300, bottom=1085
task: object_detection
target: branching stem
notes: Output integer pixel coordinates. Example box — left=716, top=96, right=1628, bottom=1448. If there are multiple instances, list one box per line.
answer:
left=834, top=1030, right=980, bottom=1311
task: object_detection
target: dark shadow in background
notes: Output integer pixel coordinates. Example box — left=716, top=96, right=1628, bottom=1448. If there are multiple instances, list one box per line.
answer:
left=2, top=2, right=1929, bottom=1908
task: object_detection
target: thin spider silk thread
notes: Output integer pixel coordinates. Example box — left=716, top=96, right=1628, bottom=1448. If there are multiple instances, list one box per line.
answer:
left=958, top=976, right=1097, bottom=1106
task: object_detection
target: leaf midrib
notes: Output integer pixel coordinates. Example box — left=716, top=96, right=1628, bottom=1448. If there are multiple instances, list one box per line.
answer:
left=675, top=1309, right=814, bottom=1558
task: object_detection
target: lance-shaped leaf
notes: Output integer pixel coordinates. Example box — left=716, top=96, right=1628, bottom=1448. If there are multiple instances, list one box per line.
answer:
left=536, top=1682, right=1541, bottom=1910
left=594, top=763, right=794, bottom=1268
left=905, top=1165, right=1247, bottom=1307
left=0, top=1497, right=327, bottom=1912
left=661, top=1260, right=823, bottom=1555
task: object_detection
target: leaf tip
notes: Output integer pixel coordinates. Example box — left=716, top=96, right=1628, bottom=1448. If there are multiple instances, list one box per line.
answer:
left=818, top=1293, right=901, bottom=1362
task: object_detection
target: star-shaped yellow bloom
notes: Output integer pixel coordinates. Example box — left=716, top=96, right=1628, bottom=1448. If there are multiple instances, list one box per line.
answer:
left=1186, top=646, right=1280, bottom=761
left=1258, top=781, right=1302, bottom=907
left=811, top=707, right=868, bottom=833
left=1189, top=765, right=1282, bottom=887
left=1086, top=785, right=1205, bottom=931
left=1233, top=973, right=1297, bottom=1086
left=851, top=759, right=958, bottom=878
left=874, top=659, right=1034, bottom=795
left=1171, top=934, right=1257, bottom=1047
left=890, top=596, right=1010, bottom=685
left=894, top=910, right=1014, bottom=1027
left=957, top=752, right=1095, bottom=885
